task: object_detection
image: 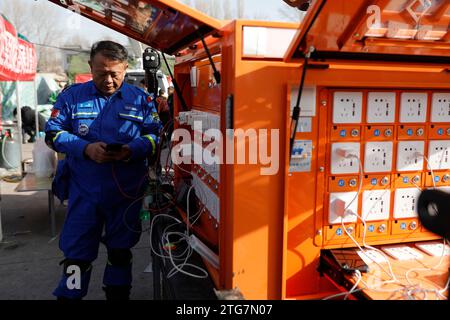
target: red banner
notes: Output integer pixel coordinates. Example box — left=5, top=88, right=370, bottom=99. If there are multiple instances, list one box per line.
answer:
left=0, top=14, right=37, bottom=81
left=74, top=73, right=92, bottom=83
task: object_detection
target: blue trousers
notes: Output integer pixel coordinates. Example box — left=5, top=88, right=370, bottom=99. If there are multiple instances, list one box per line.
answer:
left=53, top=185, right=142, bottom=299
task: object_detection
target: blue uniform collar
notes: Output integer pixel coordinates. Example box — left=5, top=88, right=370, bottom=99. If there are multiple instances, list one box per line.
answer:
left=89, top=80, right=124, bottom=99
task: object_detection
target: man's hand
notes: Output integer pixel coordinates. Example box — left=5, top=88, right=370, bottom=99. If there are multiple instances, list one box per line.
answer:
left=84, top=142, right=115, bottom=163
left=84, top=142, right=132, bottom=163
left=106, top=144, right=132, bottom=162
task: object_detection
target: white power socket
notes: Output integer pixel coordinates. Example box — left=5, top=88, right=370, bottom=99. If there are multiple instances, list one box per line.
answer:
left=331, top=142, right=360, bottom=174
left=396, top=141, right=425, bottom=172
left=415, top=242, right=450, bottom=257
left=364, top=141, right=393, bottom=173
left=362, top=189, right=391, bottom=221
left=431, top=93, right=450, bottom=123
left=333, top=92, right=363, bottom=124
left=367, top=92, right=396, bottom=123
left=393, top=187, right=421, bottom=219
left=328, top=192, right=358, bottom=224
left=382, top=245, right=423, bottom=260
left=400, top=92, right=428, bottom=123
left=428, top=140, right=450, bottom=170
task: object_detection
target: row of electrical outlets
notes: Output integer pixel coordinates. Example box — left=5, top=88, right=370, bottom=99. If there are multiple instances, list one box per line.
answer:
left=331, top=140, right=450, bottom=174
left=178, top=110, right=220, bottom=131
left=327, top=186, right=448, bottom=224
left=192, top=173, right=220, bottom=222
left=333, top=92, right=450, bottom=124
left=191, top=142, right=220, bottom=182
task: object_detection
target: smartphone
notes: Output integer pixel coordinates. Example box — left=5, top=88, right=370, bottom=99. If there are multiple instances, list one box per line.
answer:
left=329, top=249, right=369, bottom=273
left=106, top=143, right=123, bottom=152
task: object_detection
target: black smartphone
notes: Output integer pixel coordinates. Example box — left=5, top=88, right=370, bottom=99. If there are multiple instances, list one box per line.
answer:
left=106, top=143, right=123, bottom=152
left=329, top=249, right=369, bottom=273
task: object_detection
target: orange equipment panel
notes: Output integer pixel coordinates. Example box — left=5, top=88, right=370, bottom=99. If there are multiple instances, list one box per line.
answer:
left=49, top=0, right=449, bottom=301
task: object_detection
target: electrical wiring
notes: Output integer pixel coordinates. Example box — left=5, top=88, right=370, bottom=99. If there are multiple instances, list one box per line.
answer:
left=344, top=270, right=362, bottom=300
left=324, top=149, right=448, bottom=301
left=405, top=238, right=448, bottom=285
left=147, top=184, right=209, bottom=279
left=417, top=152, right=437, bottom=188
left=322, top=270, right=364, bottom=300
left=338, top=155, right=399, bottom=284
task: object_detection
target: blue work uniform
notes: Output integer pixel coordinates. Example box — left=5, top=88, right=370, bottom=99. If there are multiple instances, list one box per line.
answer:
left=45, top=81, right=162, bottom=299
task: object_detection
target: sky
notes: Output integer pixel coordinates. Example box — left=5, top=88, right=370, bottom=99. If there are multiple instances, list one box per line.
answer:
left=0, top=0, right=297, bottom=48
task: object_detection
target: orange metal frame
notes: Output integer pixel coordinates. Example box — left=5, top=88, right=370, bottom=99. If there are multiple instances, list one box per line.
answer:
left=47, top=0, right=449, bottom=300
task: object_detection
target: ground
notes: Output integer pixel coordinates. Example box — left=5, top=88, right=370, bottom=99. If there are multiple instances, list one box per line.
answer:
left=0, top=142, right=154, bottom=300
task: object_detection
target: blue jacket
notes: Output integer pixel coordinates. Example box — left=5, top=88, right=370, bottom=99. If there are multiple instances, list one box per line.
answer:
left=45, top=81, right=162, bottom=203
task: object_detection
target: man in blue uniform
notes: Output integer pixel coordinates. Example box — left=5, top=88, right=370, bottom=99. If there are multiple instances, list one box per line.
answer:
left=45, top=41, right=162, bottom=300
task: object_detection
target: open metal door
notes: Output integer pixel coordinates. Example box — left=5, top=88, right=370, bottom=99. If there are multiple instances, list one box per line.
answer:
left=48, top=0, right=223, bottom=54
left=285, top=0, right=450, bottom=63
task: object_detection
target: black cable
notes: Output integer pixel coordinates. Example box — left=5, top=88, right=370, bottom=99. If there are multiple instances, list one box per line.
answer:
left=198, top=34, right=221, bottom=85
left=161, top=52, right=189, bottom=111
left=289, top=57, right=308, bottom=162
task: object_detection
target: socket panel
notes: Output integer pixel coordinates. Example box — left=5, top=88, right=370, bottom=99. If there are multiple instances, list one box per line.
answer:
left=192, top=174, right=220, bottom=222
left=396, top=141, right=425, bottom=172
left=431, top=93, right=450, bottom=123
left=427, top=140, right=450, bottom=170
left=361, top=189, right=391, bottom=221
left=332, top=92, right=363, bottom=124
left=331, top=143, right=361, bottom=174
left=328, top=192, right=359, bottom=224
left=367, top=92, right=396, bottom=123
left=364, top=141, right=394, bottom=173
left=393, top=188, right=421, bottom=219
left=400, top=92, right=428, bottom=123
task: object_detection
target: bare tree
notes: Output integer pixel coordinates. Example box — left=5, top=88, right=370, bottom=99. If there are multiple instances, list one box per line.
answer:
left=277, top=5, right=306, bottom=23
left=1, top=0, right=67, bottom=73
left=180, top=0, right=247, bottom=20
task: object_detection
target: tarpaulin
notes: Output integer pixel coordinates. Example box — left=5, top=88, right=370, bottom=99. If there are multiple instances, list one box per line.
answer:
left=0, top=14, right=37, bottom=81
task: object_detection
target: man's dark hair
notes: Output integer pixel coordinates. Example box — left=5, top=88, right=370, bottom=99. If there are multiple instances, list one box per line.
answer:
left=90, top=41, right=128, bottom=62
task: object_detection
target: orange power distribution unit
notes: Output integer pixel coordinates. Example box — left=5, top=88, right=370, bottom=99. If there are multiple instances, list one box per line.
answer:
left=49, top=0, right=449, bottom=300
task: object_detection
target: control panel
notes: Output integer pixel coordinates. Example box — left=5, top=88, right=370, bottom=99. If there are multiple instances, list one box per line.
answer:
left=322, top=89, right=449, bottom=247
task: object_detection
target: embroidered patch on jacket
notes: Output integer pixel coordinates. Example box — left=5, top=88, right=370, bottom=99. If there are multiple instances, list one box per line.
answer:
left=50, top=108, right=60, bottom=118
left=78, top=123, right=89, bottom=136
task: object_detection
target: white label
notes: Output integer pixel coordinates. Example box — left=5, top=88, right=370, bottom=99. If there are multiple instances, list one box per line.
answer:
left=290, top=86, right=317, bottom=117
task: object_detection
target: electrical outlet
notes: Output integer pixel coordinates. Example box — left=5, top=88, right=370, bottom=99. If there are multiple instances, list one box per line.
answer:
left=367, top=92, right=396, bottom=123
left=400, top=92, right=428, bottom=123
left=396, top=141, right=425, bottom=172
left=431, top=93, right=450, bottom=123
left=333, top=92, right=363, bottom=124
left=331, top=142, right=361, bottom=174
left=427, top=140, right=450, bottom=170
left=393, top=188, right=421, bottom=219
left=362, top=189, right=391, bottom=221
left=328, top=192, right=359, bottom=224
left=364, top=141, right=393, bottom=173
